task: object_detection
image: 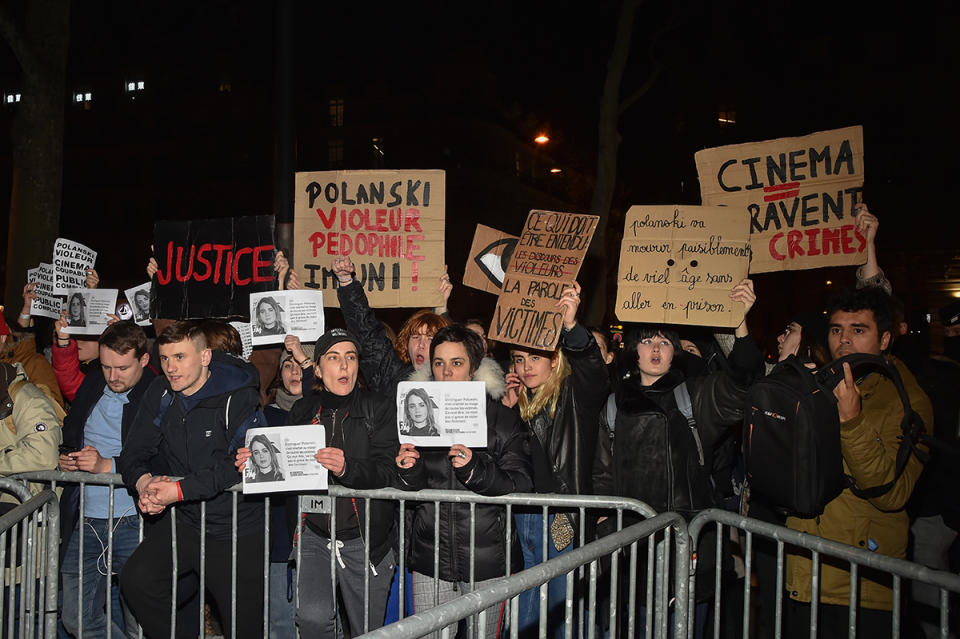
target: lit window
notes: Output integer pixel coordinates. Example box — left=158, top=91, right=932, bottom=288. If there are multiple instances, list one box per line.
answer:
left=328, top=139, right=344, bottom=167
left=718, top=108, right=736, bottom=127
left=4, top=92, right=21, bottom=104
left=137, top=81, right=144, bottom=90
left=125, top=80, right=145, bottom=94
left=84, top=93, right=91, bottom=101
left=329, top=99, right=344, bottom=127
left=219, top=81, right=232, bottom=93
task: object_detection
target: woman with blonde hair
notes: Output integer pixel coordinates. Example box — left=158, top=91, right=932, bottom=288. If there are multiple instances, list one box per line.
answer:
left=502, top=282, right=609, bottom=638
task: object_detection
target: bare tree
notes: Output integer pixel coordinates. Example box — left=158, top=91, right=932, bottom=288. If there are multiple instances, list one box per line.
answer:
left=0, top=0, right=71, bottom=309
left=584, top=0, right=667, bottom=324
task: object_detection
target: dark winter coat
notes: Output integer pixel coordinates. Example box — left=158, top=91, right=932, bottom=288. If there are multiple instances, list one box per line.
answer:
left=593, top=367, right=746, bottom=517
left=523, top=324, right=608, bottom=497
left=119, top=351, right=263, bottom=538
left=337, top=280, right=413, bottom=396
left=287, top=388, right=400, bottom=565
left=397, top=359, right=533, bottom=581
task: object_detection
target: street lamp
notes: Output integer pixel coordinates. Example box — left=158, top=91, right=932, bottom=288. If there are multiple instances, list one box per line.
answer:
left=534, top=134, right=549, bottom=144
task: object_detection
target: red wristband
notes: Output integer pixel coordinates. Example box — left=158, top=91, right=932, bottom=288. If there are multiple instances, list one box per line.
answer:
left=176, top=481, right=183, bottom=502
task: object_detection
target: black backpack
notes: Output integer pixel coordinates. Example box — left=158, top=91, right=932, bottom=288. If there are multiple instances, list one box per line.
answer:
left=744, top=353, right=927, bottom=518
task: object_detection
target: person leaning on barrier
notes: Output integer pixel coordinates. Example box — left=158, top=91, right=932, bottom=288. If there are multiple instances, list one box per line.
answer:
left=783, top=287, right=933, bottom=637
left=117, top=320, right=265, bottom=639
left=592, top=280, right=759, bottom=620
left=501, top=283, right=608, bottom=639
left=396, top=324, right=533, bottom=639
left=239, top=328, right=399, bottom=638
left=0, top=361, right=64, bottom=510
left=57, top=321, right=156, bottom=639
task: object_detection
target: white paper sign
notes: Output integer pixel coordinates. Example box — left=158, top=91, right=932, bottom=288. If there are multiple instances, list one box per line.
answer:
left=53, top=238, right=97, bottom=294
left=242, top=425, right=328, bottom=494
left=125, top=282, right=153, bottom=326
left=229, top=322, right=254, bottom=360
left=249, top=290, right=325, bottom=346
left=27, top=263, right=63, bottom=320
left=60, top=288, right=119, bottom=336
left=396, top=381, right=488, bottom=448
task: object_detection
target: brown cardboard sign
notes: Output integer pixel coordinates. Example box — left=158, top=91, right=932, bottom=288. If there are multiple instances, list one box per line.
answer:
left=463, top=225, right=519, bottom=295
left=490, top=210, right=598, bottom=350
left=695, top=126, right=864, bottom=274
left=293, top=170, right=446, bottom=308
left=615, top=205, right=750, bottom=327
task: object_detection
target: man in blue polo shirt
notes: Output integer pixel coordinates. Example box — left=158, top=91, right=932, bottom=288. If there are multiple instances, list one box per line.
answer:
left=58, top=321, right=155, bottom=639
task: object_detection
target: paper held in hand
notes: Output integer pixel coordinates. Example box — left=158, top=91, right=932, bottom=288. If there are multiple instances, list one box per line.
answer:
left=242, top=425, right=328, bottom=494
left=396, top=381, right=488, bottom=448
left=249, top=289, right=325, bottom=346
left=60, top=288, right=119, bottom=336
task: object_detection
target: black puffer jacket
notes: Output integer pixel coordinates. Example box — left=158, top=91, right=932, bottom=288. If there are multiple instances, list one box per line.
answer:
left=523, top=324, right=608, bottom=497
left=592, top=367, right=745, bottom=517
left=397, top=359, right=533, bottom=581
left=119, top=351, right=263, bottom=538
left=337, top=280, right=412, bottom=396
left=287, top=388, right=399, bottom=565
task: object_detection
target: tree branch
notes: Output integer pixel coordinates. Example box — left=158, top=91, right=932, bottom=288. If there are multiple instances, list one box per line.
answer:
left=619, top=65, right=662, bottom=116
left=0, top=4, right=38, bottom=78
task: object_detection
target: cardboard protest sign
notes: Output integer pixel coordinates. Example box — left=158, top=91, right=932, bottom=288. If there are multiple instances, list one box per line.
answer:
left=27, top=263, right=62, bottom=320
left=61, top=289, right=119, bottom=336
left=53, top=239, right=97, bottom=294
left=396, top=381, right=488, bottom=448
left=695, top=126, right=865, bottom=273
left=489, top=210, right=598, bottom=350
left=152, top=215, right=276, bottom=319
left=249, top=290, right=325, bottom=346
left=293, top=170, right=445, bottom=308
left=242, top=425, right=328, bottom=494
left=463, top=225, right=519, bottom=295
left=125, top=282, right=152, bottom=326
left=615, top=205, right=751, bottom=327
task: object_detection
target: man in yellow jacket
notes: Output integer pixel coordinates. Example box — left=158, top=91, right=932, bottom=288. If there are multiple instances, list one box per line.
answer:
left=785, top=287, right=933, bottom=637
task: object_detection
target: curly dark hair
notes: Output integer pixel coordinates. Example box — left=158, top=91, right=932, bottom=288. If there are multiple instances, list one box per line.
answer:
left=826, top=287, right=894, bottom=338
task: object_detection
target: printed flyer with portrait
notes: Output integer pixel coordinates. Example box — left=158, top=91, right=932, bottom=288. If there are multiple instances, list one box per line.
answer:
left=396, top=381, right=487, bottom=448
left=248, top=289, right=325, bottom=346
left=242, top=425, right=327, bottom=494
left=60, top=288, right=119, bottom=336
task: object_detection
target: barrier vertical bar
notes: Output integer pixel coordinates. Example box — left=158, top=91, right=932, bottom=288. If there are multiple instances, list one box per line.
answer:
left=775, top=540, right=784, bottom=639
left=892, top=575, right=901, bottom=638
left=809, top=550, right=820, bottom=639
left=106, top=486, right=115, bottom=639
left=199, top=501, right=207, bottom=639
left=742, top=531, right=753, bottom=639
left=264, top=497, right=271, bottom=639
left=847, top=563, right=858, bottom=638
left=399, top=499, right=406, bottom=622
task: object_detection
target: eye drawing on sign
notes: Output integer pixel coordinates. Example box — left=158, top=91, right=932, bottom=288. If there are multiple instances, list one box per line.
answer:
left=474, top=238, right=517, bottom=288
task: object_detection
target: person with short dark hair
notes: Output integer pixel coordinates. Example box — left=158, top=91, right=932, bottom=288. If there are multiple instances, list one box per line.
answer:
left=58, top=321, right=156, bottom=639
left=250, top=328, right=397, bottom=638
left=397, top=324, right=533, bottom=639
left=783, top=287, right=933, bottom=637
left=118, top=320, right=265, bottom=639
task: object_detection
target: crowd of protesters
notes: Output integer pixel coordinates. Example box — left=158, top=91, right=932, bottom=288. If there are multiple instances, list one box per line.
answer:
left=1, top=203, right=958, bottom=639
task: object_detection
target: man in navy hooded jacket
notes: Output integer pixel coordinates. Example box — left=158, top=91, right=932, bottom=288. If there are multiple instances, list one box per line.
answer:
left=118, top=321, right=264, bottom=639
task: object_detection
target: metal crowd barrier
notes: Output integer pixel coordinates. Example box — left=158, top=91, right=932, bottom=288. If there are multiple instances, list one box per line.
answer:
left=1, top=478, right=60, bottom=639
left=10, top=471, right=666, bottom=639
left=687, top=508, right=960, bottom=639
left=354, top=512, right=690, bottom=639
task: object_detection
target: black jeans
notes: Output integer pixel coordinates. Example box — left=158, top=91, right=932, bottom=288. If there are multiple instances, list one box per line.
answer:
left=784, top=598, right=893, bottom=639
left=119, top=513, right=265, bottom=639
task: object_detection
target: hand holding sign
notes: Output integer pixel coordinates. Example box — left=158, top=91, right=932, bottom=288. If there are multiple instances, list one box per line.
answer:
left=555, top=283, right=582, bottom=331
left=728, top=279, right=757, bottom=337
left=331, top=256, right=355, bottom=285
left=853, top=203, right=878, bottom=245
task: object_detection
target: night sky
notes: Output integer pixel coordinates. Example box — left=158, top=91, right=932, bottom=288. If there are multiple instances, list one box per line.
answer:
left=2, top=1, right=958, bottom=343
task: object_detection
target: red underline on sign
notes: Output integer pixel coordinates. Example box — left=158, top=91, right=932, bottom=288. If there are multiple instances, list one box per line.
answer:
left=763, top=182, right=801, bottom=192
left=763, top=189, right=800, bottom=202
